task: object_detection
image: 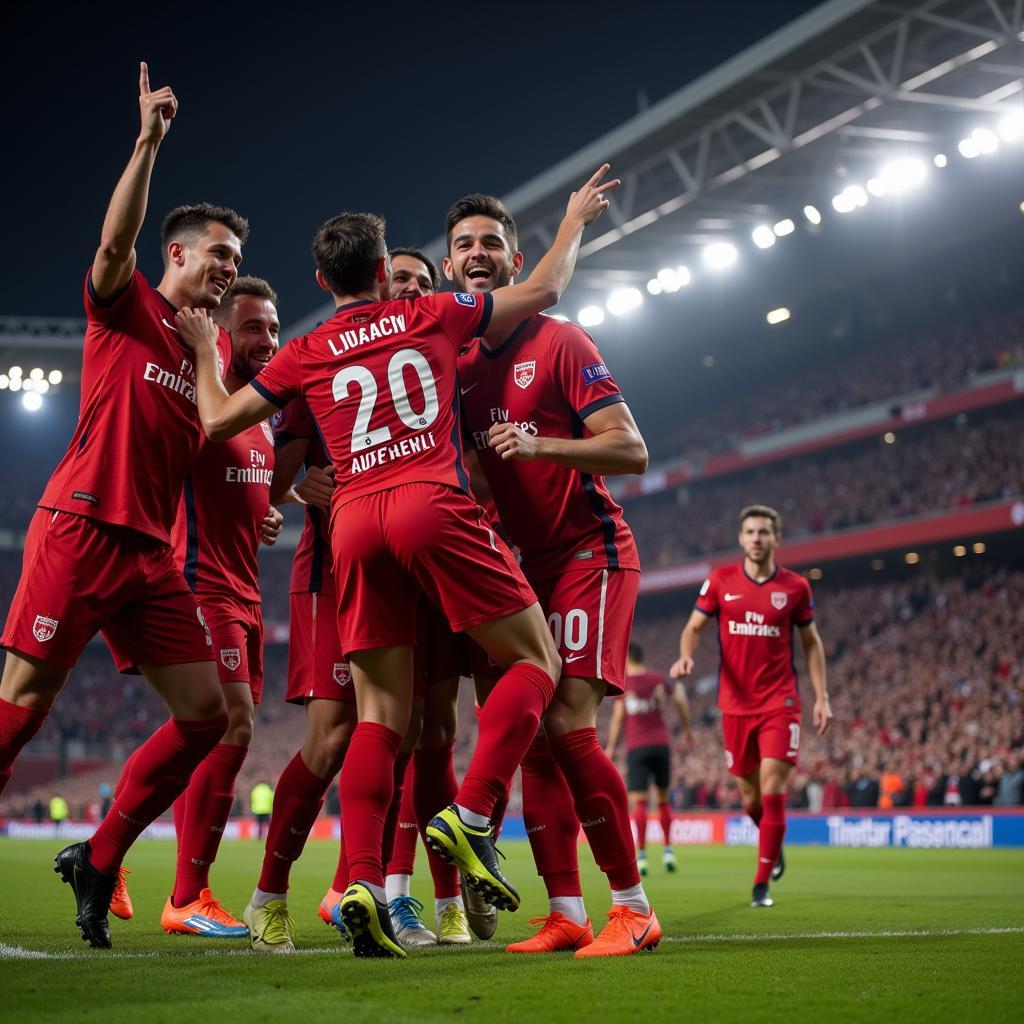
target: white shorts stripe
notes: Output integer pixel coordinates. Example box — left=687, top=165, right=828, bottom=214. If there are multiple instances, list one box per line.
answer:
left=595, top=569, right=608, bottom=681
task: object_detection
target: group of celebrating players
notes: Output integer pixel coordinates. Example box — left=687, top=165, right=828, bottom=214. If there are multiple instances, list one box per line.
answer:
left=0, top=64, right=833, bottom=960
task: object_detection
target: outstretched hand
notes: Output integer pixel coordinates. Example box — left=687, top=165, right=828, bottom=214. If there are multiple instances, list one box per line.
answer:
left=565, top=164, right=621, bottom=226
left=139, top=61, right=177, bottom=143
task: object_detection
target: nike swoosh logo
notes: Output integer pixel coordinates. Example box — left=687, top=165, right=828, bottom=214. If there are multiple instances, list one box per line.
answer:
left=460, top=382, right=479, bottom=395
left=724, top=593, right=742, bottom=601
left=161, top=317, right=179, bottom=333
left=632, top=925, right=652, bottom=947
left=564, top=653, right=587, bottom=663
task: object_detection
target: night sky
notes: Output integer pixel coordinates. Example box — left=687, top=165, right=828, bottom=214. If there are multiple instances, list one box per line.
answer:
left=3, top=1, right=821, bottom=323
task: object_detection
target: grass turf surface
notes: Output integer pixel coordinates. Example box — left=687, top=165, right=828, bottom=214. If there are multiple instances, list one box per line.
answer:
left=1, top=839, right=1022, bottom=1023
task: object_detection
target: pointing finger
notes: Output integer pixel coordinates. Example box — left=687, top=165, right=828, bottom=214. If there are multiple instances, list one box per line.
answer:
left=584, top=163, right=611, bottom=188
left=140, top=61, right=150, bottom=95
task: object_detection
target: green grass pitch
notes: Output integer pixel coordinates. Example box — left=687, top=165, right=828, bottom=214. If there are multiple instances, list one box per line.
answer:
left=2, top=839, right=1022, bottom=1023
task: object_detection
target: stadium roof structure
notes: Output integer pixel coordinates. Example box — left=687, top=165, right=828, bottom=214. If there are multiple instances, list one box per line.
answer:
left=284, top=0, right=1024, bottom=335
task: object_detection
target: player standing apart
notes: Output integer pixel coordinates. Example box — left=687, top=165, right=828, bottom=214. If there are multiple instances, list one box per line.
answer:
left=606, top=643, right=693, bottom=875
left=671, top=505, right=831, bottom=907
left=0, top=64, right=246, bottom=947
left=176, top=166, right=618, bottom=958
left=452, top=195, right=661, bottom=956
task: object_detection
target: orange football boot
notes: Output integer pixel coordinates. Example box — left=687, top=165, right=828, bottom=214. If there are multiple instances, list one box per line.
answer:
left=574, top=905, right=662, bottom=958
left=318, top=887, right=344, bottom=926
left=109, top=867, right=134, bottom=921
left=507, top=912, right=594, bottom=953
left=160, top=888, right=248, bottom=937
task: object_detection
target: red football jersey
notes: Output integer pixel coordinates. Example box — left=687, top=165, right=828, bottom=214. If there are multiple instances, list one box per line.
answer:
left=695, top=564, right=814, bottom=715
left=272, top=398, right=335, bottom=596
left=171, top=420, right=275, bottom=602
left=457, top=314, right=639, bottom=581
left=39, top=270, right=230, bottom=545
left=621, top=670, right=674, bottom=750
left=252, top=292, right=491, bottom=507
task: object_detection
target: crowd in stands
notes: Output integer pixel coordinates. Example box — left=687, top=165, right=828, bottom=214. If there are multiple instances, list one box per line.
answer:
left=629, top=405, right=1024, bottom=567
left=628, top=565, right=1024, bottom=810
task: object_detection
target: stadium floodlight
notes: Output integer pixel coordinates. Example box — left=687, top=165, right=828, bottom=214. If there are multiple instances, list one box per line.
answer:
left=766, top=307, right=790, bottom=325
left=751, top=225, right=776, bottom=249
left=968, top=127, right=999, bottom=155
left=29, top=367, right=44, bottom=381
left=878, top=157, right=927, bottom=193
left=866, top=177, right=887, bottom=198
left=577, top=305, right=605, bottom=327
left=831, top=185, right=867, bottom=213
left=702, top=242, right=738, bottom=270
left=22, top=391, right=42, bottom=412
left=48, top=369, right=63, bottom=385
left=36, top=379, right=50, bottom=394
left=8, top=377, right=22, bottom=392
left=802, top=205, right=822, bottom=225
left=0, top=375, right=7, bottom=390
left=958, top=136, right=980, bottom=159
left=773, top=218, right=795, bottom=237
left=998, top=110, right=1024, bottom=142
left=933, top=153, right=948, bottom=168
left=606, top=287, right=643, bottom=316
left=657, top=268, right=682, bottom=292
left=9, top=365, right=22, bottom=379
left=675, top=265, right=692, bottom=287
left=646, top=279, right=663, bottom=295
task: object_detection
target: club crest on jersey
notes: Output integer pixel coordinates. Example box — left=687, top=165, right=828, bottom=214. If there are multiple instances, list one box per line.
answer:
left=771, top=592, right=788, bottom=610
left=333, top=662, right=352, bottom=687
left=260, top=420, right=275, bottom=444
left=513, top=360, right=536, bottom=390
left=454, top=292, right=477, bottom=307
left=220, top=648, right=241, bottom=672
left=32, top=615, right=58, bottom=642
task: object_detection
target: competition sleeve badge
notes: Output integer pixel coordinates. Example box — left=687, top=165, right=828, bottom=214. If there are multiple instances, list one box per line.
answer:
left=220, top=648, right=241, bottom=672
left=32, top=615, right=59, bottom=642
left=513, top=360, right=536, bottom=390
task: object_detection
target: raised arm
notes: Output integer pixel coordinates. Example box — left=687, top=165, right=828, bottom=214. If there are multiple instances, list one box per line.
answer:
left=489, top=400, right=647, bottom=475
left=670, top=609, right=711, bottom=680
left=91, top=62, right=178, bottom=300
left=176, top=309, right=278, bottom=439
left=799, top=622, right=832, bottom=736
left=486, top=165, right=620, bottom=339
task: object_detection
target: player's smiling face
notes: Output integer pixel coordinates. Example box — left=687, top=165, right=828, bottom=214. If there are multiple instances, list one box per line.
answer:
left=226, top=295, right=280, bottom=382
left=388, top=255, right=435, bottom=300
left=739, top=517, right=778, bottom=565
left=175, top=221, right=243, bottom=309
left=444, top=215, right=523, bottom=293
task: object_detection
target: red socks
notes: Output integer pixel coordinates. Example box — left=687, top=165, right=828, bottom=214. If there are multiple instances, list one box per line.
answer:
left=549, top=727, right=639, bottom=891
left=658, top=801, right=673, bottom=847
left=332, top=810, right=349, bottom=893
left=411, top=746, right=460, bottom=898
left=634, top=799, right=649, bottom=851
left=521, top=736, right=582, bottom=898
left=89, top=714, right=228, bottom=876
left=0, top=698, right=49, bottom=796
left=456, top=663, right=554, bottom=817
left=257, top=751, right=332, bottom=894
left=754, top=793, right=786, bottom=885
left=172, top=743, right=248, bottom=906
left=339, top=722, right=402, bottom=887
left=381, top=750, right=413, bottom=872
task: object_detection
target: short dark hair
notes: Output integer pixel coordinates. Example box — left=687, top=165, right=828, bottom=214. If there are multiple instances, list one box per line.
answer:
left=445, top=193, right=518, bottom=254
left=160, top=203, right=249, bottom=265
left=740, top=504, right=782, bottom=535
left=312, top=213, right=387, bottom=296
left=214, top=276, right=278, bottom=325
left=389, top=246, right=440, bottom=291
left=628, top=643, right=643, bottom=663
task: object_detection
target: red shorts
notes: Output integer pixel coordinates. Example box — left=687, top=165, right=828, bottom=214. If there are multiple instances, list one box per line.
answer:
left=2, top=509, right=212, bottom=671
left=721, top=708, right=802, bottom=778
left=198, top=593, right=265, bottom=704
left=285, top=591, right=355, bottom=705
left=530, top=567, right=639, bottom=696
left=332, top=483, right=536, bottom=654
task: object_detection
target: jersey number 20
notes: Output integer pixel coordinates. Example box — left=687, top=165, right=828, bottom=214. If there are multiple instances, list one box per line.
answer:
left=332, top=348, right=439, bottom=452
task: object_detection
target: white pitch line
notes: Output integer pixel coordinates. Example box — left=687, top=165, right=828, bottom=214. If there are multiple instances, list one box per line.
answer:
left=3, top=927, right=1022, bottom=961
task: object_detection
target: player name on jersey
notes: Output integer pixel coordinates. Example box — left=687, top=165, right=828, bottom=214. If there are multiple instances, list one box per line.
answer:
left=350, top=432, right=437, bottom=475
left=327, top=315, right=407, bottom=354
